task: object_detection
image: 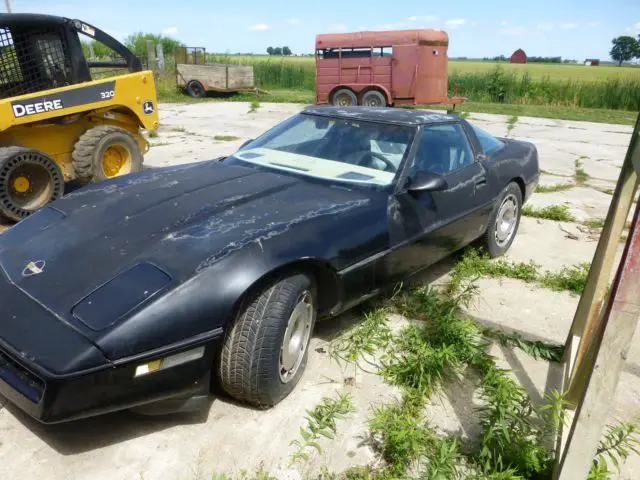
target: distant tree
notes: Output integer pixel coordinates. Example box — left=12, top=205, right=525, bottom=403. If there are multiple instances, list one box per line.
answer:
left=610, top=36, right=638, bottom=66
left=273, top=47, right=282, bottom=56
left=266, top=46, right=274, bottom=55
left=282, top=46, right=292, bottom=56
left=124, top=32, right=184, bottom=58
left=81, top=40, right=112, bottom=59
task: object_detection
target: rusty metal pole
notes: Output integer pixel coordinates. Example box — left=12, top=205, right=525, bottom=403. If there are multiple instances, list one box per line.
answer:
left=554, top=194, right=640, bottom=479
left=564, top=114, right=640, bottom=402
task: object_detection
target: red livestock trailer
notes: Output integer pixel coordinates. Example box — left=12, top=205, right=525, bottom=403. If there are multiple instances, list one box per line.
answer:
left=315, top=29, right=464, bottom=109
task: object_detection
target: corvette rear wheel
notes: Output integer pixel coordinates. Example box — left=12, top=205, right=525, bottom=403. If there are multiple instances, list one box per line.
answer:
left=219, top=272, right=317, bottom=407
left=481, top=181, right=522, bottom=257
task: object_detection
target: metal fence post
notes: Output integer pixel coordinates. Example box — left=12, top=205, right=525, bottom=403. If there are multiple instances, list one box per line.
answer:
left=146, top=41, right=158, bottom=72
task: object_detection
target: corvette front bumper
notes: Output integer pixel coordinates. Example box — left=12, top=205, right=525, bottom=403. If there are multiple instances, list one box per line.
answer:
left=0, top=274, right=220, bottom=423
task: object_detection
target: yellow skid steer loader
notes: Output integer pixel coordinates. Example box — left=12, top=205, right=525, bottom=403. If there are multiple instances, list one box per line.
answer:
left=0, top=14, right=159, bottom=221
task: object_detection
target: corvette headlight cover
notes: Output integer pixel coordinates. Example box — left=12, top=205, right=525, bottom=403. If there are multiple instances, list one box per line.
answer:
left=72, top=262, right=171, bottom=331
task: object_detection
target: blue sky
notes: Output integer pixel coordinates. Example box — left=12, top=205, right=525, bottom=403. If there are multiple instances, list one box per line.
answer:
left=7, top=0, right=640, bottom=60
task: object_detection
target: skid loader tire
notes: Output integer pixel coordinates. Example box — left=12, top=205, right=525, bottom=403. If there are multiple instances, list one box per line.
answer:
left=0, top=147, right=64, bottom=222
left=72, top=126, right=143, bottom=184
left=219, top=272, right=317, bottom=407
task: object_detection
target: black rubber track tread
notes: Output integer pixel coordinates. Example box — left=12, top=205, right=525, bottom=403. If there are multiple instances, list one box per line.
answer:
left=481, top=181, right=523, bottom=258
left=219, top=273, right=314, bottom=407
left=0, top=147, right=64, bottom=221
left=72, top=125, right=141, bottom=183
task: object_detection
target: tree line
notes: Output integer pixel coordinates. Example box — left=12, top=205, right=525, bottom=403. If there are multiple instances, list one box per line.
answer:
left=266, top=46, right=292, bottom=56
left=81, top=32, right=184, bottom=59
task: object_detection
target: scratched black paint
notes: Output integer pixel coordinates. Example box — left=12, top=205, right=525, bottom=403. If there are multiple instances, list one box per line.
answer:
left=0, top=108, right=539, bottom=422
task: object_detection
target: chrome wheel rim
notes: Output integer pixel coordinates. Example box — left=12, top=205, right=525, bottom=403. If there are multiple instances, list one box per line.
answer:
left=279, top=291, right=314, bottom=383
left=495, top=194, right=519, bottom=247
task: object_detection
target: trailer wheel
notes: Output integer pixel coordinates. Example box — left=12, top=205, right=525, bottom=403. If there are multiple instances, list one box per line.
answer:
left=360, top=90, right=387, bottom=107
left=0, top=147, right=64, bottom=221
left=186, top=80, right=206, bottom=98
left=331, top=88, right=357, bottom=107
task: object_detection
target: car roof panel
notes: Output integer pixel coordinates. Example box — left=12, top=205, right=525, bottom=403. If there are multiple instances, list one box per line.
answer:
left=302, top=106, right=460, bottom=126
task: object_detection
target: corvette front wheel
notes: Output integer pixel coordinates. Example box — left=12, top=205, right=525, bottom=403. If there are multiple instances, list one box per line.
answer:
left=219, top=273, right=317, bottom=407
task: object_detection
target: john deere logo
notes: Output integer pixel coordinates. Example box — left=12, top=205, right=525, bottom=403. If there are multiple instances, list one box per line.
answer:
left=22, top=260, right=45, bottom=277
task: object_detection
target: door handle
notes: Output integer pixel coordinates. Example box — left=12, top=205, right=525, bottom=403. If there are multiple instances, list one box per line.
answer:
left=475, top=176, right=487, bottom=187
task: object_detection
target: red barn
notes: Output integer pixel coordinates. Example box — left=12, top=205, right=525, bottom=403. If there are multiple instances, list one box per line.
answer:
left=510, top=49, right=527, bottom=64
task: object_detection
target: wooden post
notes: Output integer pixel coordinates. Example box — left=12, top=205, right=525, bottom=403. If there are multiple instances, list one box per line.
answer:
left=146, top=41, right=158, bottom=72
left=156, top=43, right=165, bottom=72
left=564, top=113, right=640, bottom=402
left=554, top=197, right=640, bottom=479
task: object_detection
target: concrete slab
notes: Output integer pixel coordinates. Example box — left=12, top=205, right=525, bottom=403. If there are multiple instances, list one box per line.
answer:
left=527, top=186, right=616, bottom=222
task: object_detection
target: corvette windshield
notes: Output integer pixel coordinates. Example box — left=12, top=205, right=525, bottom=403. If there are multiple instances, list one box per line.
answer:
left=230, top=113, right=415, bottom=186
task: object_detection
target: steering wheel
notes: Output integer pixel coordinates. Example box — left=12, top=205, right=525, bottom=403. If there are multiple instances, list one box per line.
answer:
left=352, top=150, right=397, bottom=172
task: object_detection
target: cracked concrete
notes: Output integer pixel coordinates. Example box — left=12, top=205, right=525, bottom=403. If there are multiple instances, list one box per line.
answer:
left=0, top=103, right=638, bottom=479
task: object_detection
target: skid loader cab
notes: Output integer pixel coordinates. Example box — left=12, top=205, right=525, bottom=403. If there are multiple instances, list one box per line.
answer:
left=0, top=14, right=158, bottom=222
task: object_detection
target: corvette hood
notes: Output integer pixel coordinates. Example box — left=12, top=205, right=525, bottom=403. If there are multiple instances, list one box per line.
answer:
left=0, top=161, right=371, bottom=326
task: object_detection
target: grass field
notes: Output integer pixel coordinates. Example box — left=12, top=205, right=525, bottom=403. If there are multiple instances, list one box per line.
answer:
left=210, top=55, right=640, bottom=82
left=154, top=55, right=640, bottom=124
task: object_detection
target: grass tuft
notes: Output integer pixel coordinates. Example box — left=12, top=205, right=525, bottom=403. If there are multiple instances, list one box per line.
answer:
left=575, top=157, right=590, bottom=183
left=248, top=97, right=260, bottom=113
left=583, top=218, right=606, bottom=229
left=171, top=125, right=186, bottom=132
left=506, top=115, right=518, bottom=134
left=213, top=135, right=241, bottom=141
left=522, top=204, right=576, bottom=222
left=539, top=263, right=591, bottom=295
left=535, top=183, right=574, bottom=193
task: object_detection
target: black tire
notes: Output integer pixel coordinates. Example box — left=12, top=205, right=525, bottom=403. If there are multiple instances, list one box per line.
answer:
left=481, top=182, right=523, bottom=258
left=219, top=272, right=317, bottom=407
left=0, top=147, right=64, bottom=222
left=331, top=88, right=357, bottom=107
left=72, top=126, right=143, bottom=184
left=360, top=90, right=387, bottom=107
left=186, top=80, right=206, bottom=98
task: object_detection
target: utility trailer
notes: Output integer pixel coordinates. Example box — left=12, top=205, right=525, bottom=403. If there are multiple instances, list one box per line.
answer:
left=175, top=47, right=254, bottom=98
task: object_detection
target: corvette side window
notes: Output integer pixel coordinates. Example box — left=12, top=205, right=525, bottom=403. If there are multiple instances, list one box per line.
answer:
left=411, top=124, right=474, bottom=176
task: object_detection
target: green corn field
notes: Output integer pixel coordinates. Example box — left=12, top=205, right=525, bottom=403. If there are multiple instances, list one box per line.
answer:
left=205, top=55, right=640, bottom=111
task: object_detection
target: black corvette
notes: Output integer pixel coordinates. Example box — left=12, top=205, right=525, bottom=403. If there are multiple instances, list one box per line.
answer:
left=0, top=107, right=538, bottom=423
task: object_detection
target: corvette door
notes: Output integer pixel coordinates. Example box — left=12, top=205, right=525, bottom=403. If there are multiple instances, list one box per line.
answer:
left=377, top=123, right=493, bottom=285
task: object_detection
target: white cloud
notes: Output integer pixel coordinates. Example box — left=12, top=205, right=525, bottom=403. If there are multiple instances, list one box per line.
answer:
left=500, top=26, right=526, bottom=35
left=248, top=23, right=269, bottom=31
left=537, top=22, right=553, bottom=30
left=162, top=26, right=178, bottom=35
left=500, top=20, right=509, bottom=26
left=445, top=19, right=466, bottom=29
left=587, top=21, right=600, bottom=27
left=408, top=15, right=439, bottom=22
left=327, top=23, right=348, bottom=33
left=288, top=18, right=300, bottom=25
left=625, top=21, right=640, bottom=33
left=560, top=23, right=578, bottom=29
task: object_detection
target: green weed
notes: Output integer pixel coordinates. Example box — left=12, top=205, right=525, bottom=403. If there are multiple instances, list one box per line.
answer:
left=329, top=309, right=392, bottom=375
left=147, top=130, right=159, bottom=138
left=535, top=183, right=574, bottom=193
left=575, top=158, right=590, bottom=183
left=249, top=97, right=260, bottom=113
left=539, top=263, right=590, bottom=295
left=522, top=204, right=577, bottom=222
left=507, top=115, right=518, bottom=134
left=171, top=125, right=186, bottom=132
left=482, top=327, right=564, bottom=362
left=459, top=111, right=470, bottom=119
left=289, top=392, right=356, bottom=465
left=583, top=218, right=607, bottom=229
left=213, top=135, right=241, bottom=141
left=589, top=422, right=640, bottom=479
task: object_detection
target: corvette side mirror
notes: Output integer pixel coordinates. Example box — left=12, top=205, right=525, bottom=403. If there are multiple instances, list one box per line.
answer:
left=407, top=171, right=448, bottom=194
